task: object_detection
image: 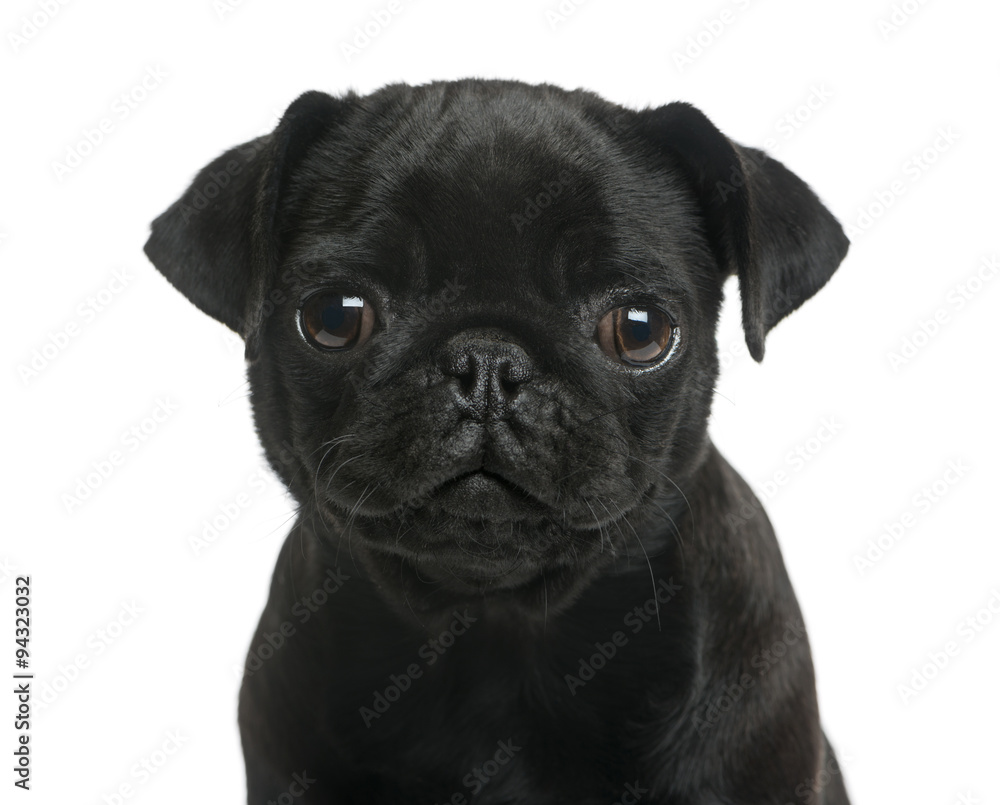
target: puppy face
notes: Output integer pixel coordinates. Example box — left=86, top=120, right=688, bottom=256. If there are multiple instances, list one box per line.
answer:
left=146, top=81, right=847, bottom=608
left=257, top=90, right=723, bottom=597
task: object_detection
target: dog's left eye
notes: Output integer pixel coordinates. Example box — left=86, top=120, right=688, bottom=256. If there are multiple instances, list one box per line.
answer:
left=596, top=305, right=675, bottom=367
left=300, top=293, right=375, bottom=350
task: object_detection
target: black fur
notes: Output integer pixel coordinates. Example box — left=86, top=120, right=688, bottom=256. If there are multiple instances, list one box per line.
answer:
left=145, top=79, right=850, bottom=804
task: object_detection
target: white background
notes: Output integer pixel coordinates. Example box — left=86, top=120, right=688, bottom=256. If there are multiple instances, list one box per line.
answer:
left=4, top=0, right=999, bottom=802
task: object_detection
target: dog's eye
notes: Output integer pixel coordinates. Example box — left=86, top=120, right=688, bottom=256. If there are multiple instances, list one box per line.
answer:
left=300, top=293, right=375, bottom=350
left=596, top=306, right=675, bottom=367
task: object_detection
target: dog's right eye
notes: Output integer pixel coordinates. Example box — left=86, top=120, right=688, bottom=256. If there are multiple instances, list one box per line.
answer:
left=300, top=293, right=375, bottom=350
left=596, top=304, right=676, bottom=368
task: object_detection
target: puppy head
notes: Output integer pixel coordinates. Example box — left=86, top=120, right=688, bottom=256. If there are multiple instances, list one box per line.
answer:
left=146, top=81, right=847, bottom=610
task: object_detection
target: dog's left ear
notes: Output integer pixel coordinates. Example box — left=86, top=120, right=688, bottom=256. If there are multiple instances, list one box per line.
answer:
left=144, top=90, right=350, bottom=361
left=633, top=102, right=849, bottom=361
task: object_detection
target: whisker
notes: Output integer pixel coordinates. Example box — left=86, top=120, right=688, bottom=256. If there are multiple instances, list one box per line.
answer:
left=322, top=454, right=364, bottom=497
left=610, top=498, right=661, bottom=631
left=343, top=483, right=379, bottom=574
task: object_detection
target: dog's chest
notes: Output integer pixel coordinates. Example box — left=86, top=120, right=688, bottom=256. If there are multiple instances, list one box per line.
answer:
left=336, top=613, right=682, bottom=803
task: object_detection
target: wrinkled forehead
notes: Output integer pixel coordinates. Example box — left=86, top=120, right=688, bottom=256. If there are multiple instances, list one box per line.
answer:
left=282, top=93, right=702, bottom=305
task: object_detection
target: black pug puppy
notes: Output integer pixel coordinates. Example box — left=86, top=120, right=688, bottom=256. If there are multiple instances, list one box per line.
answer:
left=145, top=79, right=850, bottom=804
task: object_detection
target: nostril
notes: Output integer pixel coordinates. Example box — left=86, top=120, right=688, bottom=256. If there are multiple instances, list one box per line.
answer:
left=499, top=375, right=520, bottom=399
left=458, top=366, right=478, bottom=396
left=441, top=353, right=476, bottom=389
left=497, top=355, right=533, bottom=398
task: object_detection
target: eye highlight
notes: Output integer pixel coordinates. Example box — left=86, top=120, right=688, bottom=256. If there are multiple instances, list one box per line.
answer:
left=596, top=305, right=676, bottom=367
left=300, top=292, right=375, bottom=350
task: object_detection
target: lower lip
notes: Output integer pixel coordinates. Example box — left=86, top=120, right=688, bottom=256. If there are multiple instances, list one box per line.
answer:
left=434, top=471, right=542, bottom=518
left=450, top=470, right=518, bottom=496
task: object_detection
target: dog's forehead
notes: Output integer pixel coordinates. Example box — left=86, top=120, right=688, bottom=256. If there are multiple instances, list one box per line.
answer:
left=288, top=84, right=699, bottom=304
left=384, top=137, right=615, bottom=300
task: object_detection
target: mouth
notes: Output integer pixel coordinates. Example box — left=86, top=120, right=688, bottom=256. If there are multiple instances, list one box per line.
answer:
left=314, top=467, right=663, bottom=601
left=428, top=468, right=548, bottom=520
left=314, top=443, right=667, bottom=578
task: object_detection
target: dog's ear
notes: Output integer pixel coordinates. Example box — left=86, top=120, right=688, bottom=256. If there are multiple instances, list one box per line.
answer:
left=144, top=90, right=349, bottom=361
left=634, top=102, right=849, bottom=361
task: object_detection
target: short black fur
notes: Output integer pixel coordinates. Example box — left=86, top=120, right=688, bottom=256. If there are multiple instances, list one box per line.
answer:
left=145, top=79, right=850, bottom=804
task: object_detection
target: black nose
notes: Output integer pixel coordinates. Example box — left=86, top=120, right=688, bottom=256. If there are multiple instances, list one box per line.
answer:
left=438, top=329, right=534, bottom=421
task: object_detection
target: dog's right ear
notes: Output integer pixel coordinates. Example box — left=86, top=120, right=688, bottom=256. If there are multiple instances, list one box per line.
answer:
left=144, top=90, right=350, bottom=361
left=633, top=102, right=849, bottom=361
